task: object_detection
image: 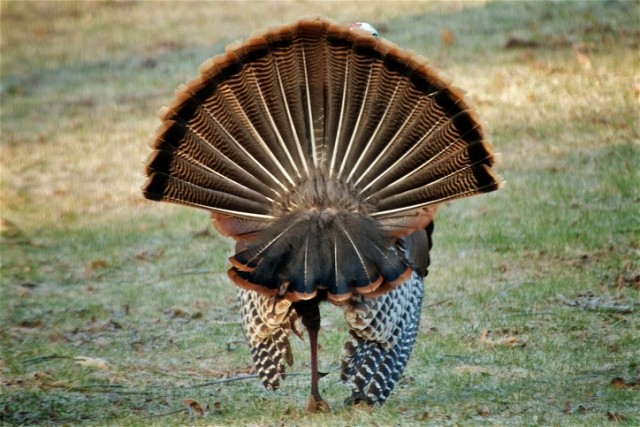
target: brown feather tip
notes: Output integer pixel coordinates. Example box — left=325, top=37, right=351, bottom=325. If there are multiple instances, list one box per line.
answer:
left=327, top=292, right=353, bottom=305
left=228, top=269, right=278, bottom=296
left=352, top=275, right=384, bottom=295
left=229, top=256, right=255, bottom=272
left=287, top=290, right=318, bottom=303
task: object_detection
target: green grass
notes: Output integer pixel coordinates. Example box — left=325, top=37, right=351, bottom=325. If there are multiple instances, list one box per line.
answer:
left=1, top=1, right=639, bottom=425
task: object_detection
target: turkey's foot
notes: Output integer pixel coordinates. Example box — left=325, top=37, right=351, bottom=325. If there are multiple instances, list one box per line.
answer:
left=306, top=394, right=330, bottom=413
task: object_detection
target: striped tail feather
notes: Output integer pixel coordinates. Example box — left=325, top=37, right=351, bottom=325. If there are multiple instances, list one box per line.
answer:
left=142, top=17, right=502, bottom=302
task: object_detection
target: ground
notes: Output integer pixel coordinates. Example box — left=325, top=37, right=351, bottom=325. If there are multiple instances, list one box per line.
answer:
left=1, top=1, right=638, bottom=425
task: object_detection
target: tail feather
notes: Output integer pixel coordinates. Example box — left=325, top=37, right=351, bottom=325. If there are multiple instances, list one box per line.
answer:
left=237, top=36, right=307, bottom=179
left=159, top=97, right=289, bottom=196
left=146, top=150, right=270, bottom=205
left=357, top=97, right=485, bottom=197
left=209, top=51, right=300, bottom=187
left=373, top=164, right=501, bottom=217
left=143, top=172, right=273, bottom=219
left=229, top=210, right=410, bottom=302
left=142, top=17, right=502, bottom=301
left=151, top=122, right=272, bottom=198
left=369, top=140, right=494, bottom=203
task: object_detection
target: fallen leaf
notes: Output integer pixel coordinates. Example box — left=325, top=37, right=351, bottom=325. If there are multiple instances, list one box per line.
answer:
left=18, top=319, right=43, bottom=328
left=74, top=356, right=109, bottom=370
left=577, top=404, right=593, bottom=413
left=476, top=405, right=490, bottom=416
left=21, top=282, right=39, bottom=289
left=89, top=259, right=109, bottom=270
left=607, top=411, right=626, bottom=421
left=0, top=218, right=26, bottom=240
left=135, top=249, right=164, bottom=261
left=165, top=307, right=189, bottom=318
left=617, top=272, right=640, bottom=290
left=480, top=329, right=528, bottom=347
left=575, top=51, right=592, bottom=70
left=611, top=377, right=627, bottom=389
left=610, top=377, right=639, bottom=389
left=441, top=29, right=456, bottom=46
left=183, top=398, right=205, bottom=416
left=31, top=371, right=53, bottom=381
left=505, top=37, right=539, bottom=49
left=16, top=287, right=31, bottom=298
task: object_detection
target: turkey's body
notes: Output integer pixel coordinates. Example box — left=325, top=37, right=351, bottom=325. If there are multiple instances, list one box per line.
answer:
left=143, top=18, right=501, bottom=410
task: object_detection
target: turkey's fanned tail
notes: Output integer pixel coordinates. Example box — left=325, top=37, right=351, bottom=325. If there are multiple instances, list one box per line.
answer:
left=142, top=16, right=502, bottom=301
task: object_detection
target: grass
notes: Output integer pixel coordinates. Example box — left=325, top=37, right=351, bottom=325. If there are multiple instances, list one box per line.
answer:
left=1, top=0, right=639, bottom=425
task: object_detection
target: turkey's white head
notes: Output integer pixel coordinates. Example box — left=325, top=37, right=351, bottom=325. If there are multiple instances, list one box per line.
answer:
left=349, top=22, right=379, bottom=37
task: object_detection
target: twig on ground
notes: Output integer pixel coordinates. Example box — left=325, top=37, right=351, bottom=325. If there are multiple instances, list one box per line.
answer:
left=47, top=383, right=153, bottom=395
left=185, top=373, right=261, bottom=388
left=185, top=367, right=339, bottom=389
left=426, top=298, right=453, bottom=308
left=22, top=354, right=72, bottom=365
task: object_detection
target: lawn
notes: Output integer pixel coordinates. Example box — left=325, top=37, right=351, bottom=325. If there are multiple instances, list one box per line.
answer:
left=1, top=1, right=638, bottom=425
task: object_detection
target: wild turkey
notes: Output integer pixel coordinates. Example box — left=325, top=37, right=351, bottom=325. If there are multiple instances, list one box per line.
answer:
left=142, top=18, right=502, bottom=411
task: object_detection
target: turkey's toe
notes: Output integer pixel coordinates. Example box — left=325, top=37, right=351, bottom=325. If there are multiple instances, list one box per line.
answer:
left=307, top=394, right=330, bottom=413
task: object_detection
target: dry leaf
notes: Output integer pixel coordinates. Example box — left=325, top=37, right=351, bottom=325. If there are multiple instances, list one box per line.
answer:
left=18, top=319, right=43, bottom=328
left=74, top=356, right=109, bottom=370
left=480, top=329, right=528, bottom=347
left=575, top=51, right=592, bottom=70
left=89, top=259, right=109, bottom=270
left=165, top=307, right=189, bottom=318
left=607, top=411, right=626, bottom=421
left=183, top=398, right=205, bottom=416
left=32, top=371, right=53, bottom=381
left=0, top=217, right=26, bottom=239
left=611, top=377, right=627, bottom=389
left=573, top=42, right=593, bottom=70
left=610, top=377, right=639, bottom=389
left=504, top=37, right=539, bottom=49
left=476, top=405, right=491, bottom=416
left=16, top=287, right=32, bottom=298
left=441, top=29, right=456, bottom=46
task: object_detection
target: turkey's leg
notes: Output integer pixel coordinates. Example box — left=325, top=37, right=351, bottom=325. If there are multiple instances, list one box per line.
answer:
left=296, top=300, right=330, bottom=412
